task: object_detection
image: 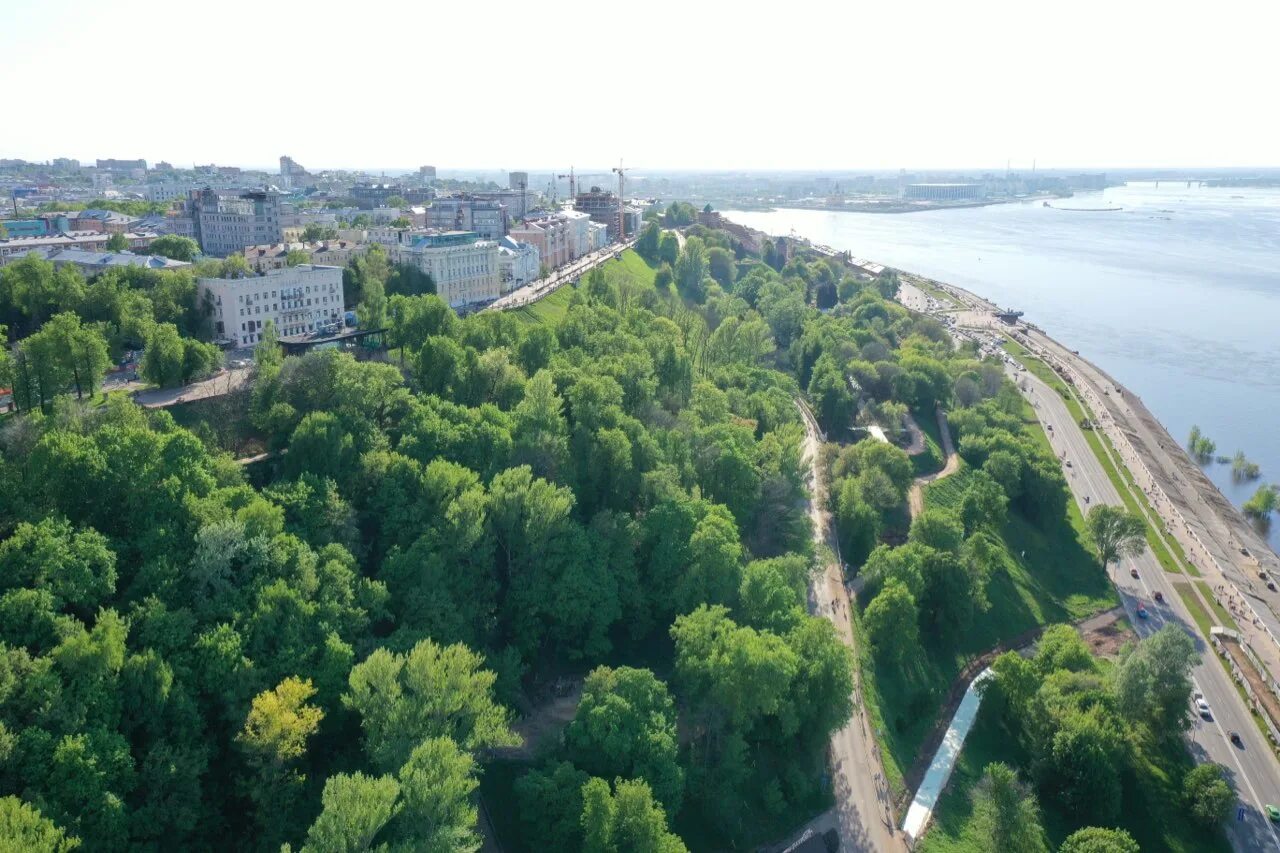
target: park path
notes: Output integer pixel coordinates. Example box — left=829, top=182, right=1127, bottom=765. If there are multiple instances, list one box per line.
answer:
left=907, top=407, right=959, bottom=519
left=791, top=397, right=907, bottom=853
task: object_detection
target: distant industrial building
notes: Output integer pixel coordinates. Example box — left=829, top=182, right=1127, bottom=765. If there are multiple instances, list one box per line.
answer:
left=96, top=158, right=147, bottom=171
left=508, top=171, right=529, bottom=190
left=903, top=183, right=984, bottom=201
left=198, top=264, right=345, bottom=345
left=419, top=165, right=437, bottom=181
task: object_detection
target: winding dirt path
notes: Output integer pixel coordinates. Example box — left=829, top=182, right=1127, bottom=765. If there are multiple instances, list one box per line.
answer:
left=907, top=407, right=959, bottom=519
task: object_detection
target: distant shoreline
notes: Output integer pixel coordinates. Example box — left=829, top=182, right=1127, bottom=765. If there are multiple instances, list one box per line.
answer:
left=722, top=193, right=1067, bottom=215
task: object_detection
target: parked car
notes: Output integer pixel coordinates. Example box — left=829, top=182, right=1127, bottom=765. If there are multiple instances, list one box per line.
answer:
left=1136, top=603, right=1149, bottom=619
left=1266, top=804, right=1280, bottom=823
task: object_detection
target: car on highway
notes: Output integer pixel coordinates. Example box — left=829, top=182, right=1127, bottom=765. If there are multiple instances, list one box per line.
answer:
left=1267, top=804, right=1280, bottom=823
left=1196, top=698, right=1212, bottom=719
left=1065, top=459, right=1073, bottom=467
left=1269, top=581, right=1278, bottom=592
left=1154, top=591, right=1164, bottom=603
left=1231, top=731, right=1244, bottom=748
left=1130, top=568, right=1139, bottom=579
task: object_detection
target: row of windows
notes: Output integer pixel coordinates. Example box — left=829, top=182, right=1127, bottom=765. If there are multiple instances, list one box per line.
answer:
left=238, top=284, right=336, bottom=303
left=238, top=295, right=335, bottom=315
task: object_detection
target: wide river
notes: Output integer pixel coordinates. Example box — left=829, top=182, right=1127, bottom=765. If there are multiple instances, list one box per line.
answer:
left=726, top=183, right=1280, bottom=551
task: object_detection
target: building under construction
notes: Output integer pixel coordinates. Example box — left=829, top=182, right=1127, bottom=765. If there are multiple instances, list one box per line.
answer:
left=574, top=186, right=620, bottom=230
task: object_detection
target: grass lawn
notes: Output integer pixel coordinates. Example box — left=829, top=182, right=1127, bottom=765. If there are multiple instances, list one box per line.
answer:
left=918, top=701, right=1230, bottom=853
left=507, top=282, right=575, bottom=327
left=861, top=458, right=1117, bottom=792
left=603, top=248, right=659, bottom=289
left=506, top=250, right=659, bottom=328
left=1174, top=581, right=1217, bottom=637
left=1195, top=580, right=1240, bottom=631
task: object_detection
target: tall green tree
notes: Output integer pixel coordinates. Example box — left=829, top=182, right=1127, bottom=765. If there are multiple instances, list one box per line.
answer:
left=0, top=796, right=81, bottom=853
left=1059, top=827, right=1140, bottom=853
left=342, top=638, right=517, bottom=771
left=1113, top=624, right=1198, bottom=733
left=971, top=762, right=1048, bottom=853
left=1084, top=505, right=1147, bottom=568
left=1182, top=763, right=1233, bottom=829
left=580, top=777, right=687, bottom=853
left=566, top=667, right=684, bottom=809
left=146, top=235, right=200, bottom=262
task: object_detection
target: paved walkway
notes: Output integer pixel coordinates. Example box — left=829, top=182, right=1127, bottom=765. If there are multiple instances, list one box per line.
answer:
left=486, top=239, right=636, bottom=313
left=795, top=398, right=907, bottom=853
left=133, top=367, right=251, bottom=408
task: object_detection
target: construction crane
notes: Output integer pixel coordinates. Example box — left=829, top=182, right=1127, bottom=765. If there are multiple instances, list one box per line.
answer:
left=612, top=159, right=632, bottom=240
left=555, top=167, right=611, bottom=203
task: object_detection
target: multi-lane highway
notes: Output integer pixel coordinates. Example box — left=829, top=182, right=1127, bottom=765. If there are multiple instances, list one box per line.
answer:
left=1015, top=359, right=1280, bottom=851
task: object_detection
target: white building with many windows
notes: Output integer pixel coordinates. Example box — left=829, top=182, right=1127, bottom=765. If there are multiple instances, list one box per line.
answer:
left=497, top=235, right=540, bottom=293
left=198, top=264, right=345, bottom=346
left=398, top=231, right=499, bottom=308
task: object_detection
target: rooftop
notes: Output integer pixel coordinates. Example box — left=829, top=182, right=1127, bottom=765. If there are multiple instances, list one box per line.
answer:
left=15, top=248, right=190, bottom=269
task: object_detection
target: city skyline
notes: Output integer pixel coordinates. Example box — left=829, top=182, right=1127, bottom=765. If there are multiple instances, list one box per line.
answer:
left=3, top=0, right=1278, bottom=171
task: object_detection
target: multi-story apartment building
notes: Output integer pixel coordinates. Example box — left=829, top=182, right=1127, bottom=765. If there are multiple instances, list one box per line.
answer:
left=142, top=183, right=194, bottom=202
left=187, top=188, right=283, bottom=257
left=588, top=221, right=609, bottom=250
left=398, top=231, right=499, bottom=309
left=199, top=264, right=345, bottom=345
left=350, top=183, right=404, bottom=209
left=558, top=209, right=591, bottom=260
left=510, top=216, right=569, bottom=270
left=497, top=236, right=540, bottom=293
left=427, top=196, right=508, bottom=239
left=474, top=188, right=532, bottom=220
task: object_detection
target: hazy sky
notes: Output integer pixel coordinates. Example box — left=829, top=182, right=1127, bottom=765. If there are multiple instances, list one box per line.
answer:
left=4, top=0, right=1277, bottom=172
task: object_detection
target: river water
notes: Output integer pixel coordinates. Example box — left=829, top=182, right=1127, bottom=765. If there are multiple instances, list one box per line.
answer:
left=726, top=183, right=1280, bottom=550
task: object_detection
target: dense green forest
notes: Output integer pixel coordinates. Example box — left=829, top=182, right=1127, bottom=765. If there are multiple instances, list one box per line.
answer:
left=0, top=218, right=878, bottom=850
left=0, top=210, right=1215, bottom=852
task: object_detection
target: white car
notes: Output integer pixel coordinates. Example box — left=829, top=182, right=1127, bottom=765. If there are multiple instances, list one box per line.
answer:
left=1195, top=698, right=1212, bottom=719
